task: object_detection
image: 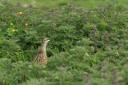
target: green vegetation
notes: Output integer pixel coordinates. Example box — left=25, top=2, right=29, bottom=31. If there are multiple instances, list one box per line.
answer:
left=0, top=0, right=128, bottom=85
left=5, top=0, right=128, bottom=8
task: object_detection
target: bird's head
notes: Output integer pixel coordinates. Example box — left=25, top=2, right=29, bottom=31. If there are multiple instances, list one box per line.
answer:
left=43, top=37, right=50, bottom=43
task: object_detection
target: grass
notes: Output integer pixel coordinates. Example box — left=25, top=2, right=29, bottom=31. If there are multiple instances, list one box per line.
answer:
left=0, top=0, right=128, bottom=85
left=7, top=0, right=128, bottom=8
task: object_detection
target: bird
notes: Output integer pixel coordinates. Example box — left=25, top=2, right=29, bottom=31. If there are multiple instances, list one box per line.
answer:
left=34, top=38, right=50, bottom=64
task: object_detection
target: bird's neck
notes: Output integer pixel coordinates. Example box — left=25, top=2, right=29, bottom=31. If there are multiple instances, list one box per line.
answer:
left=43, top=43, right=47, bottom=50
left=41, top=42, right=48, bottom=56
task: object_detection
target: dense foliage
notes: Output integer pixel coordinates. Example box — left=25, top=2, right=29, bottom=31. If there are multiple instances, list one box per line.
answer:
left=0, top=1, right=128, bottom=85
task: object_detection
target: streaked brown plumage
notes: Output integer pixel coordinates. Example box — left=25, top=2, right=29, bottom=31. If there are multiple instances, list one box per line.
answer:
left=34, top=38, right=50, bottom=64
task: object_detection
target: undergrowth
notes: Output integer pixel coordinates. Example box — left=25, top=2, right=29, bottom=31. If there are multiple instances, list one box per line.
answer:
left=0, top=1, right=128, bottom=85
